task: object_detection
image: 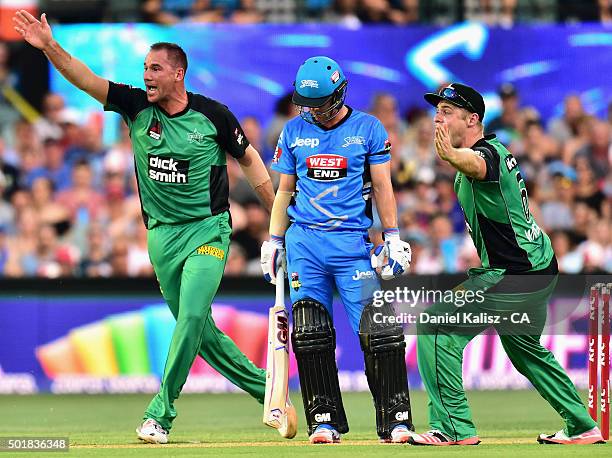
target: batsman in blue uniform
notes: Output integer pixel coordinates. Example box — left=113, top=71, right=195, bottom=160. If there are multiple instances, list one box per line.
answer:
left=261, top=56, right=413, bottom=444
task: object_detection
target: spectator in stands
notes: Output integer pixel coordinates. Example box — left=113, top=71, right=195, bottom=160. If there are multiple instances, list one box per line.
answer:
left=13, top=117, right=40, bottom=164
left=65, top=125, right=107, bottom=190
left=30, top=176, right=71, bottom=237
left=540, top=168, right=576, bottom=231
left=127, top=223, right=154, bottom=277
left=57, top=107, right=83, bottom=149
left=232, top=200, right=268, bottom=262
left=230, top=0, right=264, bottom=23
left=35, top=223, right=61, bottom=277
left=55, top=160, right=105, bottom=225
left=518, top=120, right=559, bottom=194
left=241, top=115, right=266, bottom=160
left=0, top=137, right=20, bottom=200
left=550, top=230, right=582, bottom=273
left=34, top=92, right=65, bottom=142
left=0, top=174, right=14, bottom=230
left=561, top=114, right=592, bottom=165
left=547, top=94, right=585, bottom=144
left=109, top=236, right=129, bottom=276
left=574, top=118, right=611, bottom=178
left=434, top=173, right=464, bottom=234
left=224, top=242, right=248, bottom=274
left=569, top=201, right=596, bottom=246
left=334, top=0, right=419, bottom=24
left=0, top=225, right=7, bottom=276
left=323, top=0, right=361, bottom=27
left=0, top=41, right=21, bottom=144
left=3, top=206, right=40, bottom=277
left=398, top=110, right=435, bottom=185
left=24, top=137, right=72, bottom=191
left=369, top=92, right=406, bottom=136
left=264, top=92, right=299, bottom=156
left=79, top=222, right=112, bottom=277
left=143, top=0, right=222, bottom=24
left=574, top=155, right=606, bottom=214
left=464, top=0, right=517, bottom=27
left=487, top=83, right=521, bottom=145
left=104, top=120, right=134, bottom=183
left=580, top=218, right=611, bottom=273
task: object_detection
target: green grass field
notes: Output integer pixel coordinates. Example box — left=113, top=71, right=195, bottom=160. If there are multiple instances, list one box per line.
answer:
left=0, top=390, right=609, bottom=457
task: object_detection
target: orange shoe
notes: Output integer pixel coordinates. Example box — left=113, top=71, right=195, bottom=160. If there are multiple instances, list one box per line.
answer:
left=537, top=426, right=605, bottom=444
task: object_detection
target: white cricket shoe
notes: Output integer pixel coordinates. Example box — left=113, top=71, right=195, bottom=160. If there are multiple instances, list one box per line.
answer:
left=136, top=418, right=168, bottom=444
left=537, top=426, right=605, bottom=444
left=389, top=424, right=411, bottom=443
left=309, top=424, right=341, bottom=444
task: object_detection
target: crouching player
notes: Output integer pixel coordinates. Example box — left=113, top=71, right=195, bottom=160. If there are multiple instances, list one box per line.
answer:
left=261, top=56, right=413, bottom=444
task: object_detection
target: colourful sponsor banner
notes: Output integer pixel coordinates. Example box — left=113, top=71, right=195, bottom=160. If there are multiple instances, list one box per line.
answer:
left=0, top=284, right=596, bottom=394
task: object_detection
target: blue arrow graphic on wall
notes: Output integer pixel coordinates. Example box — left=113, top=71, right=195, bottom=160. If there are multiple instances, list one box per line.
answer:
left=406, top=23, right=489, bottom=90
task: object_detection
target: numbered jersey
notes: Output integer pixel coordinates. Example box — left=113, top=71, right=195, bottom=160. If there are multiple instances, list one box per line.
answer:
left=455, top=134, right=554, bottom=272
left=271, top=107, right=390, bottom=231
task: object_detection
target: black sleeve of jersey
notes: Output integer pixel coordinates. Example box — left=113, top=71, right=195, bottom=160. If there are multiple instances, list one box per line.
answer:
left=212, top=104, right=250, bottom=159
left=473, top=146, right=500, bottom=182
left=104, top=82, right=149, bottom=122
left=191, top=95, right=250, bottom=159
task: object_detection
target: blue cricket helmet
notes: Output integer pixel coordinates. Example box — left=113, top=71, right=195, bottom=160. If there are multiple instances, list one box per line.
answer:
left=292, top=56, right=347, bottom=108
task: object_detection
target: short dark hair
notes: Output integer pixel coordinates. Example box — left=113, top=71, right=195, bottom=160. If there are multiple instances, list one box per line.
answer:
left=150, top=42, right=188, bottom=74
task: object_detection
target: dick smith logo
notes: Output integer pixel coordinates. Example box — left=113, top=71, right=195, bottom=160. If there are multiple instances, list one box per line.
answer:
left=148, top=154, right=189, bottom=184
left=306, top=154, right=347, bottom=181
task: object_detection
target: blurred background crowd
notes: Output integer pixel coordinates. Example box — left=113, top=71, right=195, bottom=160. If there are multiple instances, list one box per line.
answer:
left=0, top=1, right=610, bottom=278
left=11, top=0, right=612, bottom=25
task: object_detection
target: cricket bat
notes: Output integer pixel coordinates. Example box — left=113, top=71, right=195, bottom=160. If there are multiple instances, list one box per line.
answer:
left=262, top=266, right=291, bottom=432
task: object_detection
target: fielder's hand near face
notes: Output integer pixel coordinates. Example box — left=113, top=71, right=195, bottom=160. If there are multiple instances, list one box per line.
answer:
left=434, top=121, right=454, bottom=161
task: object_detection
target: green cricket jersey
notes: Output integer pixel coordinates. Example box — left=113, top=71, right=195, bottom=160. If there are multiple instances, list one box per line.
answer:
left=104, top=82, right=249, bottom=228
left=454, top=134, right=554, bottom=272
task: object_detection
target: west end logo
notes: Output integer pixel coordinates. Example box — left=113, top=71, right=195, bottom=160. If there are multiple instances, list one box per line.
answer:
left=187, top=129, right=204, bottom=144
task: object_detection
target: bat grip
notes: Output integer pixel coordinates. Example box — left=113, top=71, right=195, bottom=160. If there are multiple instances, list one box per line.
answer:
left=275, top=266, right=285, bottom=307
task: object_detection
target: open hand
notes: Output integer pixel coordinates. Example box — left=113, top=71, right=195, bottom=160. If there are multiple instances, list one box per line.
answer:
left=13, top=11, right=53, bottom=51
left=434, top=122, right=453, bottom=161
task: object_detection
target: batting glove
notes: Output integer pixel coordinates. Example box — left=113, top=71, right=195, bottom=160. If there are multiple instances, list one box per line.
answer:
left=261, top=235, right=287, bottom=285
left=380, top=228, right=412, bottom=280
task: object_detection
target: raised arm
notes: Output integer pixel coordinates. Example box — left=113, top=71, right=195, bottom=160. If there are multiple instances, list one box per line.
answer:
left=13, top=11, right=109, bottom=105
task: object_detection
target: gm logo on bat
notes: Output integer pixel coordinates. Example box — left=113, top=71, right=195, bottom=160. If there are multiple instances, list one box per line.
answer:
left=276, top=314, right=289, bottom=345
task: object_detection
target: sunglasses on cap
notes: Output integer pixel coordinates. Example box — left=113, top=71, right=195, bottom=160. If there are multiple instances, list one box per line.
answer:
left=440, top=87, right=477, bottom=114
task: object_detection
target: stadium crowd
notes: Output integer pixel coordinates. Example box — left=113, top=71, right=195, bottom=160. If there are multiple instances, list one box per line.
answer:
left=0, top=71, right=610, bottom=278
left=0, top=2, right=610, bottom=278
left=27, top=0, right=612, bottom=26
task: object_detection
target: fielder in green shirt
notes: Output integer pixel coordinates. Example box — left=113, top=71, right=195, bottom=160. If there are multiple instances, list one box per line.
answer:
left=14, top=10, right=297, bottom=444
left=407, top=83, right=602, bottom=446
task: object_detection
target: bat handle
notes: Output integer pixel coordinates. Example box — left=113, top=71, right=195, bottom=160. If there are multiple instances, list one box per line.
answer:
left=275, top=266, right=285, bottom=307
